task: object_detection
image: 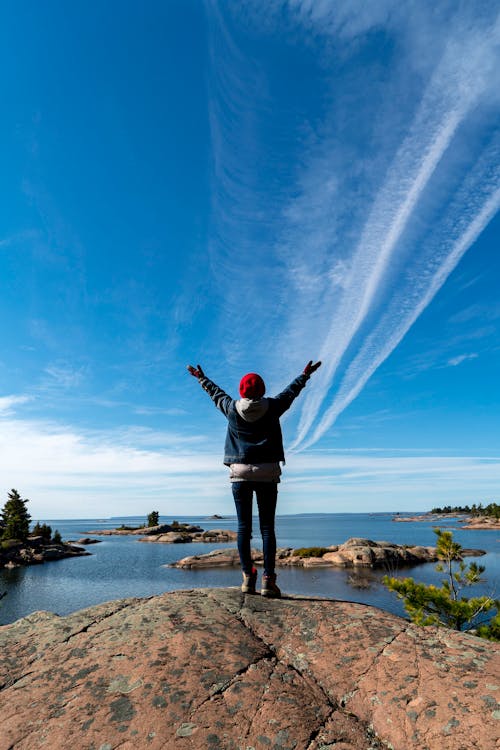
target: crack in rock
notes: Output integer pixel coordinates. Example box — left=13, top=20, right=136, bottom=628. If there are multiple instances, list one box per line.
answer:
left=189, top=652, right=276, bottom=715
left=59, top=598, right=145, bottom=645
left=229, top=594, right=393, bottom=750
left=341, top=625, right=408, bottom=707
left=241, top=659, right=278, bottom=743
left=304, top=705, right=336, bottom=749
left=0, top=669, right=36, bottom=693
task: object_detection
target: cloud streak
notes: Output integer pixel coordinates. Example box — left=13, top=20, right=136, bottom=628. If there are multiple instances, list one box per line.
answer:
left=207, top=1, right=500, bottom=447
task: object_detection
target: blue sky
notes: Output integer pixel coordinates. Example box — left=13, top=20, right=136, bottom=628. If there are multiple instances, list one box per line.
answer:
left=1, top=0, right=499, bottom=519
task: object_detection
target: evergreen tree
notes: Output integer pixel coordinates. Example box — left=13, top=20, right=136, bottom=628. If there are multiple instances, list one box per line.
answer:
left=1, top=489, right=31, bottom=541
left=383, top=528, right=499, bottom=636
left=147, top=510, right=160, bottom=527
left=31, top=522, right=52, bottom=542
left=52, top=529, right=62, bottom=544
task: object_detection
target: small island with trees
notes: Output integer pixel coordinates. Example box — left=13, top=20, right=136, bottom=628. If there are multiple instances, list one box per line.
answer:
left=431, top=502, right=500, bottom=528
left=86, top=512, right=237, bottom=544
left=393, top=501, right=500, bottom=529
left=0, top=489, right=90, bottom=570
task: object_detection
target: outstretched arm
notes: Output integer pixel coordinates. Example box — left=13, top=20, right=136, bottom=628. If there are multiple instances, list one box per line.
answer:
left=273, top=360, right=322, bottom=416
left=186, top=364, right=232, bottom=416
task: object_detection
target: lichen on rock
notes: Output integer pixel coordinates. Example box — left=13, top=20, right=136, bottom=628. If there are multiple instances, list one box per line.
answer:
left=0, top=588, right=498, bottom=749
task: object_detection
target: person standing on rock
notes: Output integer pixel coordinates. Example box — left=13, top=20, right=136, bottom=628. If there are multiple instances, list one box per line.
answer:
left=186, top=361, right=322, bottom=598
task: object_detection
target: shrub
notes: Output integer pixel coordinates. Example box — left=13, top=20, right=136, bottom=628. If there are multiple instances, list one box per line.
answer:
left=293, top=547, right=330, bottom=558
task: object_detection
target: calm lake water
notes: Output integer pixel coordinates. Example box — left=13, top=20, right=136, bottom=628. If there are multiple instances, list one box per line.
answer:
left=1, top=513, right=498, bottom=626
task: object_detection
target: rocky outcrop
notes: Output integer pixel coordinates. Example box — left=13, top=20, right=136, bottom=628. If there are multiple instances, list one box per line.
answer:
left=392, top=514, right=447, bottom=522
left=171, top=537, right=485, bottom=570
left=72, top=538, right=102, bottom=545
left=86, top=523, right=204, bottom=537
left=141, top=529, right=237, bottom=544
left=462, top=518, right=500, bottom=530
left=0, top=538, right=90, bottom=569
left=85, top=524, right=236, bottom=543
left=392, top=514, right=500, bottom=530
left=0, top=589, right=498, bottom=750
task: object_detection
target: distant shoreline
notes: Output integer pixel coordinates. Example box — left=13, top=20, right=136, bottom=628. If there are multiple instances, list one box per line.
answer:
left=393, top=512, right=499, bottom=530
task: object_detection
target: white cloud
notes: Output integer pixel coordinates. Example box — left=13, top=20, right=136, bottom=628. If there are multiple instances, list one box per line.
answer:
left=1, top=412, right=498, bottom=517
left=0, top=395, right=32, bottom=415
left=447, top=353, right=479, bottom=367
left=43, top=362, right=86, bottom=389
left=0, top=415, right=227, bottom=518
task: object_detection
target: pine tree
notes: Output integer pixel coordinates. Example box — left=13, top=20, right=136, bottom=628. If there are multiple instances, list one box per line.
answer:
left=31, top=522, right=52, bottom=542
left=52, top=529, right=62, bottom=544
left=383, top=528, right=499, bottom=636
left=1, top=489, right=31, bottom=541
left=147, top=510, right=160, bottom=527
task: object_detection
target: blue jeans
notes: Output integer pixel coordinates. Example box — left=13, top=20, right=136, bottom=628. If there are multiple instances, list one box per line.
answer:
left=232, top=482, right=278, bottom=577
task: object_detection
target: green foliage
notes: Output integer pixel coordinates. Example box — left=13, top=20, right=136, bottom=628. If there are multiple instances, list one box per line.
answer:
left=431, top=502, right=500, bottom=519
left=1, top=489, right=31, bottom=541
left=147, top=510, right=160, bottom=528
left=52, top=529, right=62, bottom=544
left=476, top=612, right=500, bottom=641
left=117, top=524, right=144, bottom=531
left=383, top=529, right=499, bottom=637
left=293, top=547, right=330, bottom=558
left=1, top=539, right=21, bottom=551
left=31, top=522, right=52, bottom=542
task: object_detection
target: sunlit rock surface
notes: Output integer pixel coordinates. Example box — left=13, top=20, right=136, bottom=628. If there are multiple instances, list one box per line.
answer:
left=1, top=589, right=498, bottom=750
left=171, top=537, right=485, bottom=569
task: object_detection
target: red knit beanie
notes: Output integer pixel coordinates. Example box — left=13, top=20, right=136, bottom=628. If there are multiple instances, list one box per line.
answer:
left=239, top=373, right=266, bottom=399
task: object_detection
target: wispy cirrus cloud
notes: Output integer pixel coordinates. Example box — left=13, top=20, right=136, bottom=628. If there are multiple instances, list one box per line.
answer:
left=206, top=1, right=500, bottom=447
left=0, top=395, right=32, bottom=416
left=447, top=353, right=478, bottom=367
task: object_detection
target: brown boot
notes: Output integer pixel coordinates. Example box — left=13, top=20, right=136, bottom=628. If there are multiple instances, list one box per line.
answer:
left=241, top=567, right=258, bottom=594
left=261, top=573, right=281, bottom=598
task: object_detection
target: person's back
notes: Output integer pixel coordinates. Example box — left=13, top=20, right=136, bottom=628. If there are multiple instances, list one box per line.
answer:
left=187, top=361, right=321, bottom=597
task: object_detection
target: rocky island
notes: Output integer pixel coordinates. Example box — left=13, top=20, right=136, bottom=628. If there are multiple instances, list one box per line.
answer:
left=0, top=588, right=498, bottom=749
left=0, top=536, right=90, bottom=569
left=86, top=522, right=237, bottom=544
left=393, top=504, right=500, bottom=530
left=170, top=537, right=485, bottom=570
left=0, top=490, right=91, bottom=569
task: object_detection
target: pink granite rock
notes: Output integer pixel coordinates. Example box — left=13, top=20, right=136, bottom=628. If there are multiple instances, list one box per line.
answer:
left=141, top=529, right=238, bottom=544
left=172, top=538, right=482, bottom=570
left=0, top=589, right=498, bottom=750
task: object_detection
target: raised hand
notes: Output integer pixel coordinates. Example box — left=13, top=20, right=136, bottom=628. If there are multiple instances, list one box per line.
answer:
left=303, top=360, right=322, bottom=376
left=187, top=364, right=205, bottom=379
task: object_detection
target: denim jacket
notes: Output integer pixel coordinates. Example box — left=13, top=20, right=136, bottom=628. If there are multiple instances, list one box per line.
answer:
left=198, top=373, right=310, bottom=465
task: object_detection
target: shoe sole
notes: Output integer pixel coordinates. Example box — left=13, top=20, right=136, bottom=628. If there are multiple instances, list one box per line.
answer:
left=261, top=590, right=281, bottom=598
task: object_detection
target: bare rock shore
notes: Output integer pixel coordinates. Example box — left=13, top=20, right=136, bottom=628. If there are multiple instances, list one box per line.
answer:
left=171, top=537, right=485, bottom=570
left=462, top=517, right=500, bottom=530
left=393, top=514, right=500, bottom=530
left=86, top=524, right=237, bottom=544
left=1, top=588, right=498, bottom=750
left=0, top=536, right=90, bottom=569
left=140, top=529, right=237, bottom=544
